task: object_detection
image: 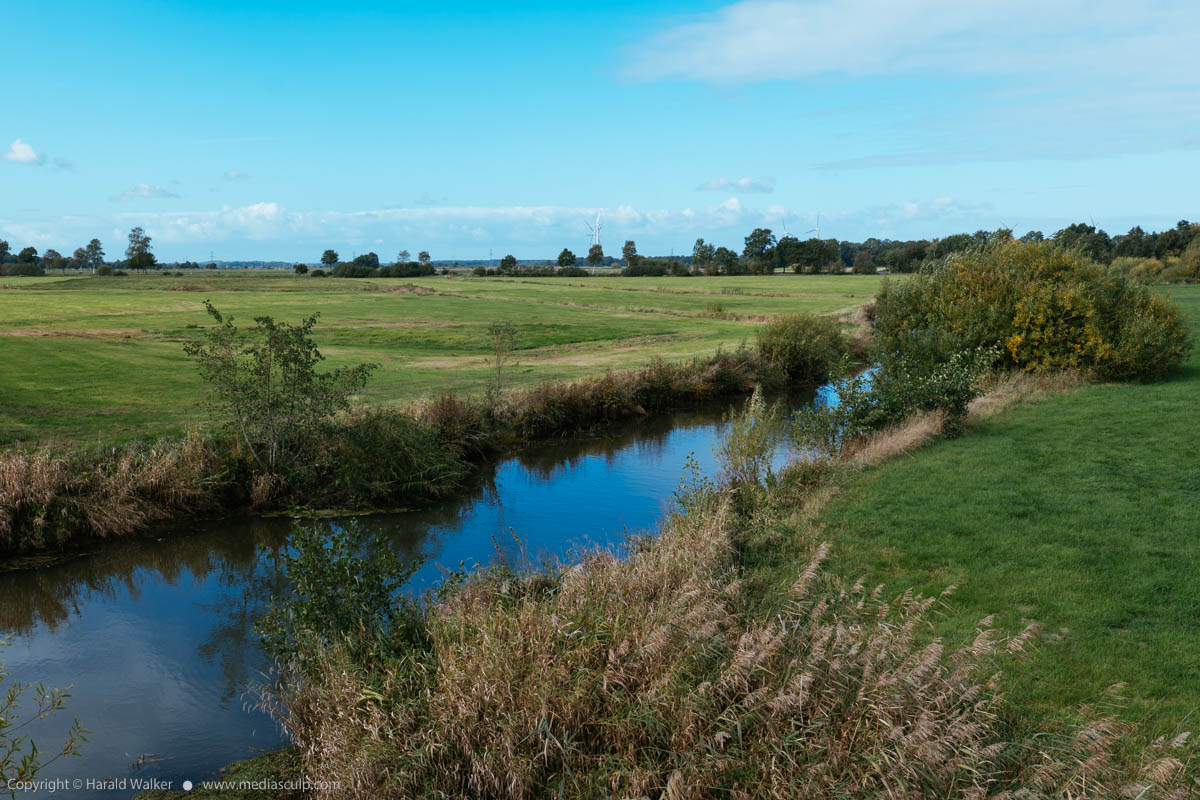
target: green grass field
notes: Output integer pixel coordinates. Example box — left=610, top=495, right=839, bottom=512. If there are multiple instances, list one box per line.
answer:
left=0, top=271, right=881, bottom=445
left=817, top=285, right=1200, bottom=737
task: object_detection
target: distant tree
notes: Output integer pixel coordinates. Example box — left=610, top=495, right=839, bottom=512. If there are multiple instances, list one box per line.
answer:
left=72, top=247, right=88, bottom=269
left=499, top=254, right=518, bottom=273
left=621, top=240, right=638, bottom=266
left=352, top=252, right=380, bottom=269
left=0, top=240, right=9, bottom=261
left=692, top=238, right=715, bottom=273
left=933, top=233, right=974, bottom=259
left=126, top=227, right=157, bottom=271
left=17, top=246, right=38, bottom=264
left=1053, top=222, right=1113, bottom=263
left=587, top=244, right=604, bottom=268
left=205, top=262, right=218, bottom=270
left=397, top=249, right=410, bottom=263
left=320, top=249, right=339, bottom=267
left=294, top=263, right=309, bottom=275
left=853, top=250, right=875, bottom=274
left=1020, top=230, right=1045, bottom=244
left=418, top=251, right=431, bottom=265
left=557, top=248, right=577, bottom=267
left=42, top=249, right=65, bottom=271
left=715, top=246, right=741, bottom=275
left=774, top=235, right=801, bottom=271
left=742, top=227, right=776, bottom=273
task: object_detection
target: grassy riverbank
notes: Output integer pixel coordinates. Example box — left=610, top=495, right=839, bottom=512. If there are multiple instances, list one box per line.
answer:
left=261, top=364, right=1197, bottom=796
left=0, top=272, right=879, bottom=446
left=816, top=284, right=1200, bottom=737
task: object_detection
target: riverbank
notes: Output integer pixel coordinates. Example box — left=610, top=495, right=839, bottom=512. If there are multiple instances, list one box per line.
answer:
left=257, top=362, right=1196, bottom=797
left=0, top=344, right=808, bottom=555
left=817, top=283, right=1200, bottom=738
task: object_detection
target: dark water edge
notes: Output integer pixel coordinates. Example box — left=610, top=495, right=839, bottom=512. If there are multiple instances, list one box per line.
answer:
left=0, top=391, right=817, bottom=799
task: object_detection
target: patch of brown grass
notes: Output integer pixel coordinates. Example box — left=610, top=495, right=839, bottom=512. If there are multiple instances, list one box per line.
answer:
left=848, top=409, right=945, bottom=465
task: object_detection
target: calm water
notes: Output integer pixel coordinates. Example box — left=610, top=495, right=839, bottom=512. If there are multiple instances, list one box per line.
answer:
left=0, top=396, right=811, bottom=798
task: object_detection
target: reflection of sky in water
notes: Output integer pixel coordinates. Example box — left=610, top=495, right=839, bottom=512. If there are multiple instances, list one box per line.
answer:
left=0, top=395, right=809, bottom=798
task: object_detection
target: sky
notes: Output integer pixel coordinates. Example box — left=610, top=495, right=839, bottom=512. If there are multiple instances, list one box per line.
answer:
left=2, top=0, right=1198, bottom=262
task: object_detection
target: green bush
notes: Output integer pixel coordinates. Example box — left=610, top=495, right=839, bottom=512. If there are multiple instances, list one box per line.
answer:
left=756, top=313, right=849, bottom=384
left=875, top=240, right=1192, bottom=382
left=96, top=265, right=114, bottom=276
left=0, top=263, right=45, bottom=277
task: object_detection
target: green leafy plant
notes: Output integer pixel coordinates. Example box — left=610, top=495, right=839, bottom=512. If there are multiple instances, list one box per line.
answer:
left=257, top=520, right=425, bottom=670
left=1, top=640, right=87, bottom=791
left=183, top=301, right=377, bottom=475
left=756, top=313, right=849, bottom=384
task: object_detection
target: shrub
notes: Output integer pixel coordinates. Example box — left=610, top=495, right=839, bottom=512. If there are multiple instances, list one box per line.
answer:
left=257, top=520, right=426, bottom=670
left=182, top=302, right=377, bottom=477
left=96, top=265, right=114, bottom=276
left=310, top=269, right=326, bottom=277
left=875, top=240, right=1192, bottom=382
left=0, top=263, right=45, bottom=277
left=755, top=313, right=849, bottom=384
left=294, top=263, right=309, bottom=275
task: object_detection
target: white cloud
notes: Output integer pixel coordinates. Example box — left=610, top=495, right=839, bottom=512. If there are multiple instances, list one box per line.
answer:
left=111, top=184, right=181, bottom=202
left=3, top=138, right=43, bottom=164
left=624, top=1, right=1200, bottom=84
left=697, top=176, right=775, bottom=193
left=0, top=197, right=1006, bottom=259
left=623, top=1, right=1200, bottom=167
left=223, top=170, right=249, bottom=181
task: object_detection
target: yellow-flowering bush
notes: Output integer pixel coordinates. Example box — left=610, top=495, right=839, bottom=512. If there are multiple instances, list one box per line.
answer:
left=875, top=241, right=1192, bottom=382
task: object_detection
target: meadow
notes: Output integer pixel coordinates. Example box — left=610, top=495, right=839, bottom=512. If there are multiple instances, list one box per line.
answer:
left=815, top=284, right=1200, bottom=738
left=0, top=272, right=880, bottom=446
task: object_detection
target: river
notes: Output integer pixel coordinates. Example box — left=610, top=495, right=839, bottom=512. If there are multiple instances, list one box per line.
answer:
left=0, top=393, right=816, bottom=798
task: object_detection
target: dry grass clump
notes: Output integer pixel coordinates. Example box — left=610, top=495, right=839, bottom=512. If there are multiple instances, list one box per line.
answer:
left=0, top=431, right=223, bottom=549
left=269, top=478, right=1196, bottom=799
left=967, top=370, right=1086, bottom=422
left=847, top=409, right=946, bottom=465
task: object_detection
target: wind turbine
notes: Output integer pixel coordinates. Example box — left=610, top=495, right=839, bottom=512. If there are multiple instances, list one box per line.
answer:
left=806, top=213, right=822, bottom=239
left=585, top=212, right=602, bottom=247
left=781, top=214, right=790, bottom=238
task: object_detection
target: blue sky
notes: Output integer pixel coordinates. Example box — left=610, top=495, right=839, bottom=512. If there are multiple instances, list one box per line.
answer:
left=2, top=0, right=1197, bottom=261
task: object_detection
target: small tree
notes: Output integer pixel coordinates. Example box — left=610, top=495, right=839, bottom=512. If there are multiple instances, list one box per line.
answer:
left=0, top=241, right=9, bottom=261
left=557, top=248, right=577, bottom=267
left=853, top=250, right=875, bottom=275
left=621, top=240, right=638, bottom=266
left=183, top=302, right=377, bottom=475
left=17, top=247, right=37, bottom=264
left=587, top=244, right=604, bottom=268
left=352, top=252, right=380, bottom=269
left=126, top=227, right=156, bottom=271
left=397, top=249, right=410, bottom=264
left=418, top=251, right=431, bottom=265
left=499, top=254, right=518, bottom=273
left=486, top=320, right=517, bottom=405
left=320, top=249, right=339, bottom=267
left=692, top=238, right=715, bottom=273
left=294, top=263, right=309, bottom=275
left=715, top=246, right=741, bottom=275
left=42, top=249, right=64, bottom=271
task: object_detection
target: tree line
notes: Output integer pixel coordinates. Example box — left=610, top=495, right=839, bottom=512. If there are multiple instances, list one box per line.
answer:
left=3, top=219, right=1196, bottom=279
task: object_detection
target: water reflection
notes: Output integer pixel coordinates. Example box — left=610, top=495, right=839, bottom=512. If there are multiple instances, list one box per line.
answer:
left=0, top=393, right=808, bottom=798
